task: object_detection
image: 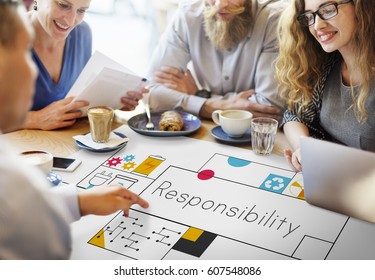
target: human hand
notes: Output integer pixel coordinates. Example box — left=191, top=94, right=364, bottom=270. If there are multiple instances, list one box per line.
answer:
left=284, top=148, right=302, bottom=172
left=120, top=87, right=148, bottom=111
left=78, top=185, right=149, bottom=217
left=200, top=90, right=282, bottom=120
left=154, top=66, right=198, bottom=95
left=238, top=90, right=282, bottom=121
left=26, top=96, right=89, bottom=130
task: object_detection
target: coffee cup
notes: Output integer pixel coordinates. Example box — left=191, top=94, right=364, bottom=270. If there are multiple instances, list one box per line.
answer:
left=212, top=109, right=253, bottom=137
left=20, top=150, right=53, bottom=174
left=87, top=106, right=114, bottom=143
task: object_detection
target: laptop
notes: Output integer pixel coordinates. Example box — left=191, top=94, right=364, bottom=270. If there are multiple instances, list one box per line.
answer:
left=301, top=137, right=375, bottom=224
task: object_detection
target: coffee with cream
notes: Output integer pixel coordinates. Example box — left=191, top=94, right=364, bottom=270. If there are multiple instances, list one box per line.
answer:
left=87, top=106, right=114, bottom=143
left=20, top=151, right=53, bottom=174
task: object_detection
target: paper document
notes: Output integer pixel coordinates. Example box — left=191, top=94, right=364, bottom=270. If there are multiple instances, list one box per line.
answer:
left=66, top=51, right=148, bottom=116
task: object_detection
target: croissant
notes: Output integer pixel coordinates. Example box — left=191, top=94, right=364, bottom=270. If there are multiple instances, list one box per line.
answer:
left=159, top=111, right=184, bottom=131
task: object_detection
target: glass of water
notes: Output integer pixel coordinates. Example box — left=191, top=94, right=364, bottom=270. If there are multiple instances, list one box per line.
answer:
left=251, top=117, right=278, bottom=155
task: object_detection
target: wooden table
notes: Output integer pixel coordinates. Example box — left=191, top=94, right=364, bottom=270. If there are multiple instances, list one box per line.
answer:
left=1, top=114, right=290, bottom=157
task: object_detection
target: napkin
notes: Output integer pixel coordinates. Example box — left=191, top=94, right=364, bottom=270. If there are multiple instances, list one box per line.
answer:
left=73, top=132, right=128, bottom=150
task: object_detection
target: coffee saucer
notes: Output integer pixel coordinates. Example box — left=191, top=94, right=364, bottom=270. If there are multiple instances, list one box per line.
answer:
left=210, top=126, right=251, bottom=144
left=75, top=132, right=128, bottom=153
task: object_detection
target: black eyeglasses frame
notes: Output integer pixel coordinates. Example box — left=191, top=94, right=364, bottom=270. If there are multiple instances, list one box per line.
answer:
left=297, top=0, right=353, bottom=27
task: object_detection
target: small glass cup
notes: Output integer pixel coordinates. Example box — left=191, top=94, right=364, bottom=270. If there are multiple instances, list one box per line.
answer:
left=251, top=117, right=278, bottom=155
left=87, top=106, right=114, bottom=143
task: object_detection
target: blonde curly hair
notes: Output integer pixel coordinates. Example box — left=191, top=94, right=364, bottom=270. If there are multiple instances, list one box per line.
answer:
left=275, top=0, right=375, bottom=123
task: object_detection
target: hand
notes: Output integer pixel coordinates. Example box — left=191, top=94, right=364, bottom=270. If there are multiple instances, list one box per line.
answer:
left=154, top=66, right=198, bottom=95
left=25, top=96, right=89, bottom=130
left=284, top=148, right=302, bottom=172
left=78, top=185, right=149, bottom=217
left=200, top=90, right=282, bottom=120
left=120, top=87, right=148, bottom=111
left=236, top=90, right=282, bottom=121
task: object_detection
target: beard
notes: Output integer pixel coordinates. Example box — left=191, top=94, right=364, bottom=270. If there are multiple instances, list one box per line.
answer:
left=203, top=1, right=254, bottom=50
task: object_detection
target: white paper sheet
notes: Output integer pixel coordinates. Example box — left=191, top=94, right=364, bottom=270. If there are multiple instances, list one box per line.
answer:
left=66, top=51, right=148, bottom=116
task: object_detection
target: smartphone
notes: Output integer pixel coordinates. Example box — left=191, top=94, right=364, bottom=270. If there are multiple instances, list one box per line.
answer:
left=52, top=157, right=81, bottom=172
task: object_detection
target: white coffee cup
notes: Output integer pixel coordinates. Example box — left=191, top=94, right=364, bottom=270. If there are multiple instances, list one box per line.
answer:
left=212, top=109, right=253, bottom=137
left=20, top=150, right=53, bottom=175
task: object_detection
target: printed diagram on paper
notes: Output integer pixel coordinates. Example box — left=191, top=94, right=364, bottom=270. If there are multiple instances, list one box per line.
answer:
left=70, top=127, right=374, bottom=260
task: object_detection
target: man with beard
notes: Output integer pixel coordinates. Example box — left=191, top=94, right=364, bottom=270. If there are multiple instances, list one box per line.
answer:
left=146, top=0, right=287, bottom=120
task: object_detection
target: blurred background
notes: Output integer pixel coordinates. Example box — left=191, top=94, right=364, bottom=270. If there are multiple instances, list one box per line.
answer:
left=85, top=0, right=179, bottom=76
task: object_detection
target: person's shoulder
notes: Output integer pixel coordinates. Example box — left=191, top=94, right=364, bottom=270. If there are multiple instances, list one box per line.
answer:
left=70, top=20, right=92, bottom=42
left=257, top=0, right=289, bottom=17
left=74, top=20, right=92, bottom=34
left=177, top=0, right=204, bottom=17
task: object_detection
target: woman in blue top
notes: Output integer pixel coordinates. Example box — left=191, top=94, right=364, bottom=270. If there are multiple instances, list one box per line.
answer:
left=21, top=0, right=144, bottom=131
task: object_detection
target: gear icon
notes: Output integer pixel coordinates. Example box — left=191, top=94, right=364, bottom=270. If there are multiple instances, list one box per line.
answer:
left=106, top=157, right=122, bottom=167
left=124, top=154, right=135, bottom=162
left=122, top=161, right=136, bottom=170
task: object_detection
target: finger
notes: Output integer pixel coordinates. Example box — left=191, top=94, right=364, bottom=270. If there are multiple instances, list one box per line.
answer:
left=140, top=87, right=149, bottom=94
left=154, top=75, right=174, bottom=85
left=249, top=103, right=281, bottom=115
left=185, top=69, right=194, bottom=80
left=160, top=66, right=184, bottom=78
left=155, top=71, right=179, bottom=82
left=123, top=209, right=129, bottom=217
left=121, top=96, right=140, bottom=107
left=238, top=90, right=256, bottom=99
left=62, top=96, right=76, bottom=104
left=126, top=91, right=144, bottom=100
left=61, top=111, right=83, bottom=121
left=284, top=149, right=299, bottom=172
left=72, top=100, right=90, bottom=108
left=136, top=197, right=149, bottom=209
left=120, top=189, right=149, bottom=209
left=164, top=83, right=178, bottom=90
left=251, top=112, right=281, bottom=122
left=291, top=155, right=302, bottom=172
left=46, top=119, right=77, bottom=130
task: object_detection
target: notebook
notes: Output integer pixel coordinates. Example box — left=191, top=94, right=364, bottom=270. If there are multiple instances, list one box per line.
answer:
left=301, top=137, right=375, bottom=223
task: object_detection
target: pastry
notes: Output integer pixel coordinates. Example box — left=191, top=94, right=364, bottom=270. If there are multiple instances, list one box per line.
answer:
left=159, top=111, right=184, bottom=131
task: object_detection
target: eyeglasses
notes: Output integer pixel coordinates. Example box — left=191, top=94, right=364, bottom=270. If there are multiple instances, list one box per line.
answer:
left=297, top=0, right=353, bottom=27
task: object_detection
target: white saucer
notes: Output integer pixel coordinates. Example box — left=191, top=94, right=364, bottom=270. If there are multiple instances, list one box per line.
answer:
left=75, top=132, right=127, bottom=153
left=210, top=126, right=251, bottom=144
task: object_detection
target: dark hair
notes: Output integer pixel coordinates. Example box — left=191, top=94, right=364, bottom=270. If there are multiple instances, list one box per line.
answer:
left=0, top=0, right=21, bottom=47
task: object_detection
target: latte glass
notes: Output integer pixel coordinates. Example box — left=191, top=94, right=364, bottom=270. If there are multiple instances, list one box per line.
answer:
left=87, top=106, right=114, bottom=143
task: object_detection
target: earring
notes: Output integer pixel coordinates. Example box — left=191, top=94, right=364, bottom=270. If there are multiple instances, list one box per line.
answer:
left=33, top=0, right=37, bottom=10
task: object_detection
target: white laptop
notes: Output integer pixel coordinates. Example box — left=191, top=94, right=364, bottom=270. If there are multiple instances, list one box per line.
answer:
left=301, top=137, right=375, bottom=223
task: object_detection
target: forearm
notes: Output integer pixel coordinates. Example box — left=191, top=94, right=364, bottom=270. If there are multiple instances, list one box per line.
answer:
left=21, top=111, right=40, bottom=130
left=283, top=121, right=310, bottom=151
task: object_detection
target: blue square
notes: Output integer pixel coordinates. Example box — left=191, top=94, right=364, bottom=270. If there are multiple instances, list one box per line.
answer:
left=260, top=174, right=292, bottom=194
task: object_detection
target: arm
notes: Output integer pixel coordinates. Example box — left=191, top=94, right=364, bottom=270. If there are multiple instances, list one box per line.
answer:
left=78, top=185, right=149, bottom=218
left=283, top=121, right=310, bottom=172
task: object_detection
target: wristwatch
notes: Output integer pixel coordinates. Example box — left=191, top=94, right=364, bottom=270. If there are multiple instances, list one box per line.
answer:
left=195, top=89, right=212, bottom=98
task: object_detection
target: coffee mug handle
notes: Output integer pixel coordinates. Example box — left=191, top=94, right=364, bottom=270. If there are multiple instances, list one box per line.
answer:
left=212, top=110, right=222, bottom=126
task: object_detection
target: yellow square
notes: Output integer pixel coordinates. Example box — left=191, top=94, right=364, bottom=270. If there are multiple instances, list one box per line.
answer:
left=182, top=227, right=204, bottom=242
